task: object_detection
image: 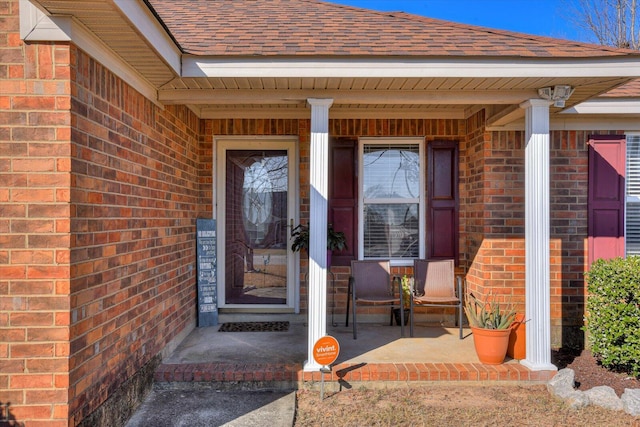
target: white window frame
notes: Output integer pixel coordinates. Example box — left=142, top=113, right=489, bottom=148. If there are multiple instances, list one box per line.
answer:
left=358, top=137, right=425, bottom=266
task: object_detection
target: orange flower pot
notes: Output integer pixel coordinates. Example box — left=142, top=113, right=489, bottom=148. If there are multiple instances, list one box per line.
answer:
left=507, top=314, right=526, bottom=360
left=470, top=326, right=511, bottom=365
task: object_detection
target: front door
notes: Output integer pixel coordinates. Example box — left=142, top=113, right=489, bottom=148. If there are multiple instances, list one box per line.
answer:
left=217, top=139, right=297, bottom=310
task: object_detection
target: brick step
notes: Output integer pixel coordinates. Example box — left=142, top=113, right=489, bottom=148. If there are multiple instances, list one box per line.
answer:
left=154, top=361, right=556, bottom=390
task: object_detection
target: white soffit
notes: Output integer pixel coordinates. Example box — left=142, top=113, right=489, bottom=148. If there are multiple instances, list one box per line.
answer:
left=111, top=0, right=181, bottom=75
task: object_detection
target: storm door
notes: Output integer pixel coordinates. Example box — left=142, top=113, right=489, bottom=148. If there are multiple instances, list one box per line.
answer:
left=217, top=139, right=297, bottom=309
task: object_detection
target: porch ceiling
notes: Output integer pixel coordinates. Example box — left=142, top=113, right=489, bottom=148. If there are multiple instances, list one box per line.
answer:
left=29, top=0, right=636, bottom=124
left=161, top=76, right=631, bottom=121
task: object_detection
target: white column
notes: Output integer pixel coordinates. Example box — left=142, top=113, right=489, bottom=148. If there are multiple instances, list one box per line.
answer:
left=304, top=98, right=333, bottom=371
left=520, top=99, right=557, bottom=371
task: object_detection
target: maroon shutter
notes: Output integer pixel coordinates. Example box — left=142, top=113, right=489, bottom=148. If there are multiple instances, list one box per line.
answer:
left=329, top=137, right=357, bottom=265
left=588, top=135, right=626, bottom=266
left=427, top=140, right=459, bottom=262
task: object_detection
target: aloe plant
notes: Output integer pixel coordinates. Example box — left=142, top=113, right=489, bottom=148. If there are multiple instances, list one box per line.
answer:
left=400, top=275, right=413, bottom=308
left=464, top=292, right=516, bottom=330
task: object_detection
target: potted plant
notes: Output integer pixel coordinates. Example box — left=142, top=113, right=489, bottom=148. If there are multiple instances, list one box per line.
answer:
left=464, top=292, right=517, bottom=364
left=290, top=223, right=347, bottom=266
left=393, top=275, right=413, bottom=326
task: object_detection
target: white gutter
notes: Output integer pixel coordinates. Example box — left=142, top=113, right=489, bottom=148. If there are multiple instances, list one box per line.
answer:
left=561, top=98, right=640, bottom=114
left=183, top=56, right=640, bottom=79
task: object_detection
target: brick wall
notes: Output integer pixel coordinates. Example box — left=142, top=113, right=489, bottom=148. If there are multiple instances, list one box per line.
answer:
left=1, top=1, right=205, bottom=424
left=463, top=121, right=566, bottom=343
left=68, top=47, right=201, bottom=424
left=464, top=122, right=614, bottom=348
left=1, top=1, right=72, bottom=425
left=464, top=124, right=529, bottom=310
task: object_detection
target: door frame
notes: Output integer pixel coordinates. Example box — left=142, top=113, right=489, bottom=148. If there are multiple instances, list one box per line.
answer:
left=215, top=137, right=299, bottom=312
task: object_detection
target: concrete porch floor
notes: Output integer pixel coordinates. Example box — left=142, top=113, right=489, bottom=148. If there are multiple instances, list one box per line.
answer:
left=155, top=314, right=556, bottom=389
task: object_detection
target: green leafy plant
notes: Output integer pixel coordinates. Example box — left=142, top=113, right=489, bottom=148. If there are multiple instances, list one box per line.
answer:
left=400, top=275, right=413, bottom=308
left=290, top=224, right=347, bottom=252
left=463, top=292, right=516, bottom=330
left=584, top=256, right=640, bottom=377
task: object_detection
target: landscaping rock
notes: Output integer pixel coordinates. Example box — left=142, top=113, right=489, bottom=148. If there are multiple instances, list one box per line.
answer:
left=585, top=386, right=624, bottom=411
left=546, top=368, right=639, bottom=413
left=621, top=388, right=640, bottom=416
left=565, top=390, right=590, bottom=409
left=547, top=368, right=576, bottom=399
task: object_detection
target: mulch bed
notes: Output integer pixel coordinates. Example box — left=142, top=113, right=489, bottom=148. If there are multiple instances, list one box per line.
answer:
left=552, top=348, right=640, bottom=397
left=217, top=321, right=290, bottom=332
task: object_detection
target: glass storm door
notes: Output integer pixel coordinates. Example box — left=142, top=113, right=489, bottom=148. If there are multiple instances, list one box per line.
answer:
left=218, top=140, right=296, bottom=309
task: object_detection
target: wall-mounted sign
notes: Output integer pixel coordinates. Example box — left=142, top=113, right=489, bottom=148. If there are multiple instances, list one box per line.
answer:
left=196, top=218, right=217, bottom=327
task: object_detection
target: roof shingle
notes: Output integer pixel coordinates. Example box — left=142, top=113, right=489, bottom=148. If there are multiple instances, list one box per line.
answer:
left=147, top=0, right=639, bottom=58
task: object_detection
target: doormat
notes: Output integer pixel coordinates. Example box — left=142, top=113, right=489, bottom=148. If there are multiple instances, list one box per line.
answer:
left=217, top=321, right=290, bottom=332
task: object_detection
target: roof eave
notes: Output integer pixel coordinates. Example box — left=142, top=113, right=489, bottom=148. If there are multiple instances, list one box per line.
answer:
left=183, top=55, right=640, bottom=79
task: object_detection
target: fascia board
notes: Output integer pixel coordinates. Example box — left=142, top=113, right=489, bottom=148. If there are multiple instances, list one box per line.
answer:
left=112, top=0, right=182, bottom=75
left=561, top=99, right=640, bottom=114
left=183, top=56, right=640, bottom=79
left=158, top=88, right=536, bottom=105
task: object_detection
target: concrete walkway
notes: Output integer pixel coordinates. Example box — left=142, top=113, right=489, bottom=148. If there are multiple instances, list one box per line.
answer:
left=126, top=390, right=295, bottom=427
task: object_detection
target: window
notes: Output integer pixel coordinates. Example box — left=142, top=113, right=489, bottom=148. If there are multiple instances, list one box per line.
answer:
left=627, top=134, right=640, bottom=256
left=359, top=139, right=424, bottom=261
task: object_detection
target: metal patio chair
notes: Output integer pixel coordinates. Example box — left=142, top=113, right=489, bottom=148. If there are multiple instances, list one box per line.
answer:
left=409, top=259, right=464, bottom=339
left=345, top=260, right=406, bottom=339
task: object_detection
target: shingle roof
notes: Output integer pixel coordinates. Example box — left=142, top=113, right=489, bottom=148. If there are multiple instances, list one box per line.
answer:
left=600, top=79, right=640, bottom=97
left=147, top=0, right=638, bottom=58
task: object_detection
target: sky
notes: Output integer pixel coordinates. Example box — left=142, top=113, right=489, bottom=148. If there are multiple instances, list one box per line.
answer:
left=331, top=0, right=588, bottom=42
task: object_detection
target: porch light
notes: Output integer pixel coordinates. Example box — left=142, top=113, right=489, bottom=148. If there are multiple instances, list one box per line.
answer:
left=537, top=85, right=574, bottom=108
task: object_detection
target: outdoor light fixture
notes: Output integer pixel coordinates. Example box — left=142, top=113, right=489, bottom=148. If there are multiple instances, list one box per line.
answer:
left=537, top=85, right=575, bottom=108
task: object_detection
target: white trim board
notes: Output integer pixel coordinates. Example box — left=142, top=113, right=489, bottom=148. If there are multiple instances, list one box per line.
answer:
left=183, top=56, right=640, bottom=79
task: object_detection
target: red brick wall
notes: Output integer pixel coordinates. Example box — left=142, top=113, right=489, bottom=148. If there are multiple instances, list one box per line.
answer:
left=68, top=47, right=201, bottom=424
left=2, top=2, right=204, bottom=424
left=463, top=123, right=529, bottom=312
left=463, top=121, right=565, bottom=343
left=1, top=1, right=72, bottom=425
left=465, top=123, right=619, bottom=348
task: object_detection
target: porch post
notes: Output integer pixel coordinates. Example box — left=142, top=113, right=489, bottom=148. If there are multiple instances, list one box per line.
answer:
left=304, top=98, right=333, bottom=371
left=520, top=99, right=557, bottom=371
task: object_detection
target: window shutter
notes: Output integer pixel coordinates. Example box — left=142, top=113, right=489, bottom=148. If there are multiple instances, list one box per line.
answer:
left=627, top=136, right=640, bottom=256
left=329, top=137, right=357, bottom=265
left=588, top=135, right=626, bottom=266
left=427, top=140, right=459, bottom=262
